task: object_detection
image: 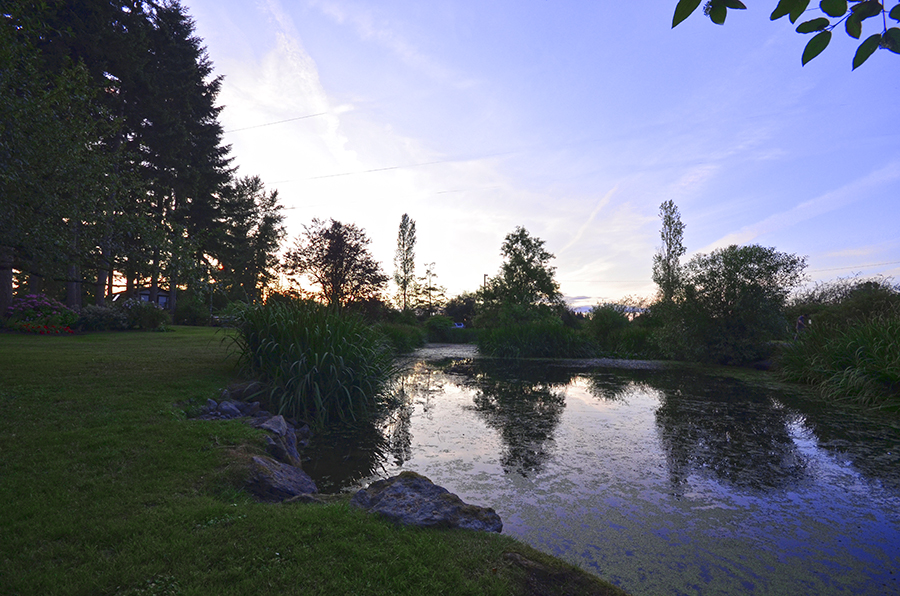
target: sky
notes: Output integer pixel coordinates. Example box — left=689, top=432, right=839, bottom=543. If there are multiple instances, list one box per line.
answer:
left=182, top=0, right=900, bottom=308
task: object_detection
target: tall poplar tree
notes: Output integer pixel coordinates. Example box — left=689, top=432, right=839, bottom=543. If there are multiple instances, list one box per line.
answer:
left=393, top=213, right=416, bottom=311
left=652, top=200, right=686, bottom=303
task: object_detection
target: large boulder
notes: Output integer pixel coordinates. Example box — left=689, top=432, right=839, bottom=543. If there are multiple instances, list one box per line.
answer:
left=246, top=455, right=318, bottom=503
left=350, top=471, right=502, bottom=533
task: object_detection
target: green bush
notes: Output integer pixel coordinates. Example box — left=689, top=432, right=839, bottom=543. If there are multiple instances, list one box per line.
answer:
left=119, top=298, right=172, bottom=330
left=227, top=300, right=397, bottom=427
left=779, top=279, right=900, bottom=407
left=76, top=304, right=129, bottom=331
left=424, top=315, right=454, bottom=342
left=174, top=296, right=209, bottom=326
left=477, top=320, right=595, bottom=359
left=375, top=322, right=426, bottom=354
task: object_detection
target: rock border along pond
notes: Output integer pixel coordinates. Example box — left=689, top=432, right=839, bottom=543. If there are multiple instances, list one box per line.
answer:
left=194, top=382, right=502, bottom=533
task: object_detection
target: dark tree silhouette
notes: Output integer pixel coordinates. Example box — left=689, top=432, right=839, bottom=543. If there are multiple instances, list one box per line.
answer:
left=283, top=219, right=388, bottom=308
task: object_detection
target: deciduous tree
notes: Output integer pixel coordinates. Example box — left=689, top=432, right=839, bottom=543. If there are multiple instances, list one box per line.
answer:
left=393, top=214, right=416, bottom=311
left=673, top=244, right=807, bottom=364
left=282, top=219, right=388, bottom=308
left=477, top=227, right=563, bottom=327
left=652, top=200, right=686, bottom=303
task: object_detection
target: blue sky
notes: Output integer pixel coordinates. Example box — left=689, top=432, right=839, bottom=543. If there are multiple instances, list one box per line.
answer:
left=184, top=0, right=900, bottom=307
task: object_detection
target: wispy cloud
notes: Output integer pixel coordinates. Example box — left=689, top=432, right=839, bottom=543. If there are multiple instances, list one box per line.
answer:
left=701, top=159, right=900, bottom=253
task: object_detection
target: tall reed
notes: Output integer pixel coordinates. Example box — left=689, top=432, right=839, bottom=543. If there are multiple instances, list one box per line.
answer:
left=778, top=310, right=900, bottom=408
left=477, top=321, right=595, bottom=359
left=227, top=300, right=397, bottom=427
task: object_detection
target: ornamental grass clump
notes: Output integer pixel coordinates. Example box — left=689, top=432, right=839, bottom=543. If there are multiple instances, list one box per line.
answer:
left=228, top=300, right=397, bottom=427
left=3, top=294, right=77, bottom=333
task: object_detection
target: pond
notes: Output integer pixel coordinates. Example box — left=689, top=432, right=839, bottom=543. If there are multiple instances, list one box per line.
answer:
left=302, top=345, right=900, bottom=596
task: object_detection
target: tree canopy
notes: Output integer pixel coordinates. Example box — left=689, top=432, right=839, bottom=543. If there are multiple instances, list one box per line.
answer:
left=673, top=0, right=900, bottom=68
left=477, top=227, right=563, bottom=327
left=672, top=244, right=808, bottom=363
left=652, top=200, right=686, bottom=303
left=282, top=219, right=388, bottom=308
left=0, top=0, right=284, bottom=316
left=393, top=214, right=416, bottom=311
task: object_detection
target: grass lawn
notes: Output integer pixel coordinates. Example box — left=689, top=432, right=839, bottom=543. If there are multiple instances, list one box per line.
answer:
left=0, top=326, right=626, bottom=596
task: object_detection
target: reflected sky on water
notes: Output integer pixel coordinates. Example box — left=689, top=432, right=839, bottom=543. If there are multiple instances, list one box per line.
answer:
left=302, top=350, right=900, bottom=596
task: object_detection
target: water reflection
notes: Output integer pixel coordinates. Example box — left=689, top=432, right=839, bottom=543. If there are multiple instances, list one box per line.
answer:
left=300, top=354, right=900, bottom=595
left=650, top=373, right=808, bottom=492
left=463, top=361, right=570, bottom=476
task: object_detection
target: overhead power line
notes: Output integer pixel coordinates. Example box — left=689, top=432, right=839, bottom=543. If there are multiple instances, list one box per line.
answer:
left=809, top=260, right=900, bottom=273
left=223, top=112, right=328, bottom=134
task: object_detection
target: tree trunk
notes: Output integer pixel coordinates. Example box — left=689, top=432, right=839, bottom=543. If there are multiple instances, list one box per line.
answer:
left=149, top=247, right=160, bottom=304
left=66, top=263, right=81, bottom=309
left=28, top=272, right=43, bottom=294
left=95, top=241, right=110, bottom=306
left=0, top=245, right=13, bottom=317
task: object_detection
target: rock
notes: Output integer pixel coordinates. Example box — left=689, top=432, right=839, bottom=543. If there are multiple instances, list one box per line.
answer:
left=350, top=471, right=502, bottom=533
left=245, top=455, right=317, bottom=502
left=216, top=400, right=242, bottom=419
left=250, top=415, right=303, bottom=467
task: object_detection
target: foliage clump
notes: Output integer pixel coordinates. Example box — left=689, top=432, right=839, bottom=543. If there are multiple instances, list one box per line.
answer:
left=227, top=299, right=397, bottom=428
left=779, top=277, right=900, bottom=407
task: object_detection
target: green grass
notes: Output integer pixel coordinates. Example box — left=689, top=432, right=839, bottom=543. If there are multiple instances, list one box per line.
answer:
left=226, top=301, right=398, bottom=428
left=478, top=321, right=595, bottom=359
left=0, top=327, right=626, bottom=596
left=778, top=311, right=900, bottom=408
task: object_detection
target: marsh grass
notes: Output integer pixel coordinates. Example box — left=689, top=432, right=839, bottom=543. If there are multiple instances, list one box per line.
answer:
left=374, top=322, right=427, bottom=354
left=778, top=312, right=900, bottom=408
left=0, top=327, right=626, bottom=596
left=227, top=301, right=398, bottom=428
left=478, top=321, right=595, bottom=359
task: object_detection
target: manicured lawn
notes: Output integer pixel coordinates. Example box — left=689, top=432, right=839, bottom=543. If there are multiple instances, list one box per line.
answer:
left=0, top=327, right=625, bottom=596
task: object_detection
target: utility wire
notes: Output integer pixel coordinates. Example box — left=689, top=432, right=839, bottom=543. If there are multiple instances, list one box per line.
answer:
left=808, top=260, right=900, bottom=273
left=223, top=112, right=328, bottom=134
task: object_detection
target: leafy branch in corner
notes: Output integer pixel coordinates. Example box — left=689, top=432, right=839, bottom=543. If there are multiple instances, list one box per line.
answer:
left=673, top=0, right=900, bottom=68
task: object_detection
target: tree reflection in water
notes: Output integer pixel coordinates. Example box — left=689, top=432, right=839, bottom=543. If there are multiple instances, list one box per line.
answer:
left=460, top=360, right=572, bottom=477
left=650, top=372, right=808, bottom=492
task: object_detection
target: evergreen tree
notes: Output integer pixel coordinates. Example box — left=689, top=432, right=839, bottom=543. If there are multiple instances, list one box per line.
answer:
left=213, top=176, right=285, bottom=302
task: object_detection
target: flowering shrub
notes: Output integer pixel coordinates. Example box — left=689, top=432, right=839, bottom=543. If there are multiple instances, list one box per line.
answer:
left=5, top=294, right=78, bottom=333
left=11, top=322, right=76, bottom=335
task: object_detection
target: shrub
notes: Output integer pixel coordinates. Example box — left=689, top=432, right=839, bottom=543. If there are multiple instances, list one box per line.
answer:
left=4, top=294, right=77, bottom=333
left=227, top=300, right=397, bottom=427
left=477, top=320, right=595, bottom=359
left=76, top=304, right=129, bottom=331
left=778, top=310, right=900, bottom=407
left=174, top=296, right=209, bottom=326
left=779, top=278, right=900, bottom=407
left=375, top=322, right=426, bottom=354
left=119, top=298, right=171, bottom=331
left=424, top=315, right=454, bottom=342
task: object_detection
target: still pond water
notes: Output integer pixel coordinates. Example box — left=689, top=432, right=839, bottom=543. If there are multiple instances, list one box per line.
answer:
left=303, top=345, right=900, bottom=596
